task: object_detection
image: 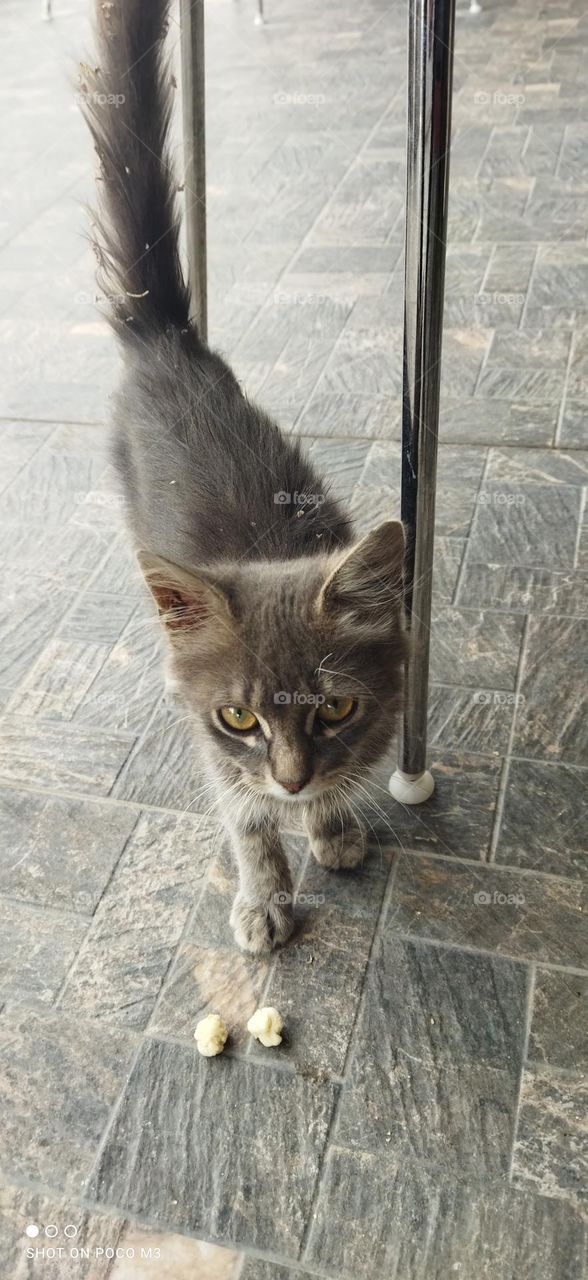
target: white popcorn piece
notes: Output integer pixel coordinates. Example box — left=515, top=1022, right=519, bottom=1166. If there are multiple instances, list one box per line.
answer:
left=194, top=1012, right=228, bottom=1057
left=246, top=1006, right=284, bottom=1047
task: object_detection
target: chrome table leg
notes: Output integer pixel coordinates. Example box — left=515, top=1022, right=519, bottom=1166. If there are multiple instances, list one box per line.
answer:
left=389, top=0, right=456, bottom=806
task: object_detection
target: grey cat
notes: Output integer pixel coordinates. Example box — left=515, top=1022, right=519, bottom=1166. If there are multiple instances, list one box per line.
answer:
left=83, top=0, right=405, bottom=953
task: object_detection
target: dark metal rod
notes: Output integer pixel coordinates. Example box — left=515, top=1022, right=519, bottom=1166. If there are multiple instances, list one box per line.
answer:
left=399, top=0, right=455, bottom=778
left=179, top=0, right=208, bottom=341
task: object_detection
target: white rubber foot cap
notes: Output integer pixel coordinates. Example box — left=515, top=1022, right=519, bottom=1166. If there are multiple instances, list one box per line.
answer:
left=388, top=768, right=435, bottom=805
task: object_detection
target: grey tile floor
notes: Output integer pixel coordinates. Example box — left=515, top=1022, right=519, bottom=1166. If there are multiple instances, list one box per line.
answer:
left=0, top=0, right=587, bottom=1276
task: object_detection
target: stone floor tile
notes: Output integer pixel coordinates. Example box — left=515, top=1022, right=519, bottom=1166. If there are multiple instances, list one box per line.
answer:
left=302, top=436, right=371, bottom=501
left=528, top=243, right=588, bottom=308
left=427, top=683, right=515, bottom=755
left=7, top=638, right=111, bottom=721
left=431, top=537, right=465, bottom=601
left=512, top=1065, right=588, bottom=1208
left=559, top=400, right=588, bottom=448
left=110, top=1225, right=242, bottom=1279
left=0, top=789, right=138, bottom=912
left=89, top=534, right=145, bottom=599
left=467, top=482, right=582, bottom=571
left=317, top=328, right=403, bottom=400
left=0, top=420, right=54, bottom=493
left=429, top=604, right=524, bottom=689
left=0, top=422, right=109, bottom=528
left=528, top=969, right=588, bottom=1071
left=439, top=399, right=557, bottom=447
left=456, top=562, right=588, bottom=618
left=239, top=1263, right=312, bottom=1280
left=65, top=591, right=137, bottom=646
left=335, top=936, right=526, bottom=1177
left=88, top=1039, right=337, bottom=1255
left=148, top=939, right=270, bottom=1051
left=74, top=609, right=165, bottom=735
left=387, top=852, right=587, bottom=968
left=258, top=847, right=392, bottom=1076
left=110, top=701, right=199, bottom=810
left=59, top=813, right=218, bottom=1028
left=0, top=1005, right=136, bottom=1193
left=366, top=749, right=501, bottom=859
left=295, top=390, right=401, bottom=440
left=496, top=759, right=587, bottom=880
left=476, top=368, right=565, bottom=403
left=513, top=615, right=588, bottom=766
left=0, top=576, right=74, bottom=693
left=305, top=1147, right=586, bottom=1279
left=361, top=441, right=487, bottom=538
left=0, top=718, right=135, bottom=795
left=486, top=446, right=588, bottom=486
left=0, top=518, right=117, bottom=593
left=0, top=897, right=89, bottom=1003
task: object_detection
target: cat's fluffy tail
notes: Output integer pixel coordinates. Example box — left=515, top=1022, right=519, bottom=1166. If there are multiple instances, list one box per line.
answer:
left=80, top=0, right=193, bottom=342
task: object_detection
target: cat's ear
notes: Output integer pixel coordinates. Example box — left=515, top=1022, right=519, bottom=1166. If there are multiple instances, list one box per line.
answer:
left=317, top=520, right=405, bottom=635
left=137, top=551, right=233, bottom=639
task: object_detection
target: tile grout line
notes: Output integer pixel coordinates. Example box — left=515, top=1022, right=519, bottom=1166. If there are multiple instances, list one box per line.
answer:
left=388, top=929, right=588, bottom=978
left=452, top=445, right=491, bottom=604
left=553, top=323, right=575, bottom=448
left=572, top=484, right=586, bottom=572
left=507, top=961, right=536, bottom=1182
left=489, top=612, right=530, bottom=860
left=53, top=809, right=144, bottom=1011
left=518, top=243, right=540, bottom=330
left=298, top=852, right=401, bottom=1264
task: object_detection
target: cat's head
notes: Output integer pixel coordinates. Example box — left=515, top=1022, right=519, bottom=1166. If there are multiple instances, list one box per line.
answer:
left=139, top=520, right=406, bottom=804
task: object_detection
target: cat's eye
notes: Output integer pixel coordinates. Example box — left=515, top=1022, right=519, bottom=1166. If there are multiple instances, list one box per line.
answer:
left=317, top=696, right=355, bottom=725
left=219, top=706, right=259, bottom=732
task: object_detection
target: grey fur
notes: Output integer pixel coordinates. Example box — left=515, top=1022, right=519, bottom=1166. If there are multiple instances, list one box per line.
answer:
left=84, top=0, right=405, bottom=952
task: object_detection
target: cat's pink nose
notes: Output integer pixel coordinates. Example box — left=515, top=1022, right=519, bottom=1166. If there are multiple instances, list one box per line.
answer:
left=281, top=778, right=308, bottom=794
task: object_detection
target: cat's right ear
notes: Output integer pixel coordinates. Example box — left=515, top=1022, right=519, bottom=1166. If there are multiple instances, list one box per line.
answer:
left=137, top=551, right=234, bottom=640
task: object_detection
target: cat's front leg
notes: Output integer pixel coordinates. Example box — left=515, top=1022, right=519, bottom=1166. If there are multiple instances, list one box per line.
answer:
left=305, top=802, right=366, bottom=870
left=227, top=818, right=294, bottom=954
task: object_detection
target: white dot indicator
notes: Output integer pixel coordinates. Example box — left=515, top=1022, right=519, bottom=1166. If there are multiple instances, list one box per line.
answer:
left=64, top=1225, right=78, bottom=1239
left=45, top=1225, right=58, bottom=1238
left=25, top=1225, right=39, bottom=1238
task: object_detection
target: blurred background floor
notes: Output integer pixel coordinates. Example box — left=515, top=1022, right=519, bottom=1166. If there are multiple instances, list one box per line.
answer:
left=0, top=1, right=586, bottom=1276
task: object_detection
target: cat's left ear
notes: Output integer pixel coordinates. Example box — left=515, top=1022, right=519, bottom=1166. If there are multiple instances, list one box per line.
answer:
left=317, top=520, right=405, bottom=635
left=137, top=551, right=234, bottom=639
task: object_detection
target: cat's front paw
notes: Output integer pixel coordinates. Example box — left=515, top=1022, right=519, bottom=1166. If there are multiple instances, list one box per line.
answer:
left=230, top=891, right=294, bottom=954
left=310, top=825, right=366, bottom=870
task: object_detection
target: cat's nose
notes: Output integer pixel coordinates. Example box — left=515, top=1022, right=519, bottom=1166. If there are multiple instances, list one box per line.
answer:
left=281, top=777, right=309, bottom=794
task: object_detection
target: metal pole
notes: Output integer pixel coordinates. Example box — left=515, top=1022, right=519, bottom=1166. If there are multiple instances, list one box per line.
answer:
left=389, top=0, right=455, bottom=807
left=179, top=0, right=208, bottom=341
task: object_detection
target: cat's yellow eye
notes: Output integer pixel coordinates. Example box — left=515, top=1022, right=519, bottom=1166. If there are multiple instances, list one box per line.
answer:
left=219, top=706, right=259, bottom=732
left=317, top=696, right=355, bottom=725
